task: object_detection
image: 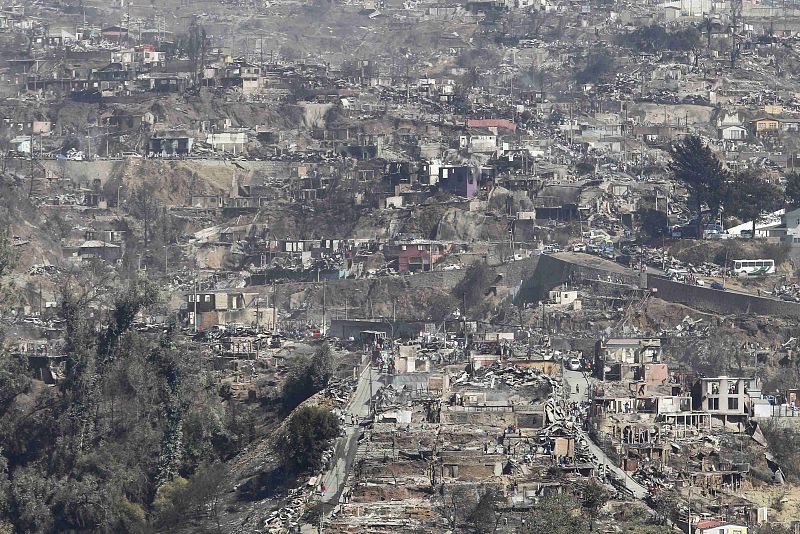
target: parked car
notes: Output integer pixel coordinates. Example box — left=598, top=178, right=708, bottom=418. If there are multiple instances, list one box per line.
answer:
left=710, top=281, right=725, bottom=290
left=566, top=357, right=582, bottom=371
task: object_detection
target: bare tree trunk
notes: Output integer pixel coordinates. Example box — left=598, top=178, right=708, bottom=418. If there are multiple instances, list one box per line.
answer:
left=697, top=199, right=704, bottom=240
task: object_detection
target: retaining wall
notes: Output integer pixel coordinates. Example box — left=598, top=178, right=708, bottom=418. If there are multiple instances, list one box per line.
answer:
left=647, top=276, right=800, bottom=318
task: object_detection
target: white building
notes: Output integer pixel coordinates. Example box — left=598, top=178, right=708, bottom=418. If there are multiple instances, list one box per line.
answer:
left=783, top=207, right=800, bottom=245
left=459, top=130, right=497, bottom=154
left=694, top=522, right=747, bottom=534
left=206, top=131, right=248, bottom=153
left=664, top=0, right=712, bottom=16
left=719, top=125, right=747, bottom=141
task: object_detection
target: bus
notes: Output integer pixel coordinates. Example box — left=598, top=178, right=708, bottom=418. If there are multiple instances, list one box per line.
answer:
left=732, top=259, right=775, bottom=276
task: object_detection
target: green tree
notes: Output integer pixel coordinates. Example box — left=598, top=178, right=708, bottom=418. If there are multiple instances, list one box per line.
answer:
left=183, top=18, right=207, bottom=83
left=669, top=135, right=729, bottom=239
left=276, top=406, right=340, bottom=473
left=437, top=485, right=473, bottom=531
left=0, top=267, right=259, bottom=532
left=648, top=490, right=677, bottom=525
left=526, top=493, right=588, bottom=534
left=127, top=184, right=161, bottom=248
left=784, top=171, right=800, bottom=207
left=9, top=466, right=55, bottom=533
left=760, top=420, right=800, bottom=481
left=281, top=356, right=316, bottom=409
left=308, top=342, right=335, bottom=390
left=152, top=476, right=189, bottom=521
left=624, top=24, right=700, bottom=52
left=0, top=453, right=9, bottom=525
left=581, top=480, right=609, bottom=531
left=754, top=524, right=794, bottom=534
left=465, top=487, right=504, bottom=533
left=0, top=229, right=18, bottom=308
left=726, top=170, right=783, bottom=239
left=702, top=16, right=713, bottom=50
left=154, top=463, right=226, bottom=529
left=0, top=354, right=30, bottom=418
left=281, top=342, right=337, bottom=410
left=576, top=53, right=614, bottom=84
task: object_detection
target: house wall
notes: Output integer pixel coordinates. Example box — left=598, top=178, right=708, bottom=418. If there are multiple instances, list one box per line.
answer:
left=396, top=356, right=416, bottom=373
left=510, top=359, right=560, bottom=376
left=695, top=378, right=749, bottom=415
left=644, top=363, right=669, bottom=384
left=396, top=244, right=443, bottom=272
left=78, top=247, right=122, bottom=262
left=721, top=127, right=746, bottom=140
left=222, top=307, right=276, bottom=329
left=439, top=167, right=478, bottom=198
left=471, top=353, right=502, bottom=369
left=605, top=345, right=638, bottom=364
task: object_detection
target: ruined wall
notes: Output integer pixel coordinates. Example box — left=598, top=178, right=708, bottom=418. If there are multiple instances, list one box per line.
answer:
left=439, top=409, right=517, bottom=427
left=39, top=160, right=123, bottom=187
left=647, top=276, right=800, bottom=318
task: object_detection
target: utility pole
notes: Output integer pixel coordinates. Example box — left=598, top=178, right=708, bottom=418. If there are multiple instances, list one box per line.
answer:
left=322, top=277, right=326, bottom=336
left=194, top=279, right=198, bottom=333
left=272, top=281, right=277, bottom=332
left=405, top=63, right=410, bottom=104
left=687, top=486, right=692, bottom=534
left=541, top=301, right=547, bottom=334
left=623, top=103, right=628, bottom=169
left=568, top=104, right=574, bottom=145
left=730, top=0, right=743, bottom=69
left=28, top=132, right=34, bottom=198
left=367, top=364, right=373, bottom=416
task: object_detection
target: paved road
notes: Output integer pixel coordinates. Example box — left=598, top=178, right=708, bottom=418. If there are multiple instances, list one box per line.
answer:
left=561, top=367, right=648, bottom=500
left=563, top=368, right=590, bottom=403
left=552, top=252, right=644, bottom=279
left=319, top=365, right=383, bottom=504
left=578, top=427, right=649, bottom=500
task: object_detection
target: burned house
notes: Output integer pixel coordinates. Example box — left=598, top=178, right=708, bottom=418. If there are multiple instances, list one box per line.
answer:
left=438, top=166, right=477, bottom=198
left=76, top=240, right=122, bottom=263
left=691, top=377, right=758, bottom=428
left=594, top=337, right=662, bottom=381
left=534, top=184, right=581, bottom=221
left=184, top=290, right=275, bottom=330
left=148, top=130, right=194, bottom=156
